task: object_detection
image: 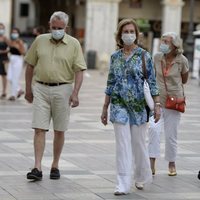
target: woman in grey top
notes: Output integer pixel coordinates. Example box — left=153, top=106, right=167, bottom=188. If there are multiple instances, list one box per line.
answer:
left=148, top=32, right=189, bottom=176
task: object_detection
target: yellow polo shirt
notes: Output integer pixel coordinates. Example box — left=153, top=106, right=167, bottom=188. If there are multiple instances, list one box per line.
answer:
left=24, top=33, right=87, bottom=83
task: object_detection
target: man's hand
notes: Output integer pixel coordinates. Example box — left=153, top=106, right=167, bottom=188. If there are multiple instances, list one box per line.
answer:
left=25, top=91, right=33, bottom=103
left=69, top=92, right=79, bottom=108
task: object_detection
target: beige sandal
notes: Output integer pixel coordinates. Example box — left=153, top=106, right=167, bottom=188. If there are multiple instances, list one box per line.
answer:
left=168, top=162, right=177, bottom=176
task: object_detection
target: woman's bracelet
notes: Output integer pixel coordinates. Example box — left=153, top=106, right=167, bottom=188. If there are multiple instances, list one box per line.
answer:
left=155, top=102, right=161, bottom=106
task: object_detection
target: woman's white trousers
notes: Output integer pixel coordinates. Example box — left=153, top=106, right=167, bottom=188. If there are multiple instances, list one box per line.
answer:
left=7, top=55, right=23, bottom=97
left=113, top=122, right=152, bottom=193
left=148, top=108, right=181, bottom=162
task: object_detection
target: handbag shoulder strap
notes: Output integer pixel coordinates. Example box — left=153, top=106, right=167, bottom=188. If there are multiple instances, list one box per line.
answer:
left=142, top=50, right=147, bottom=80
left=161, top=60, right=168, bottom=93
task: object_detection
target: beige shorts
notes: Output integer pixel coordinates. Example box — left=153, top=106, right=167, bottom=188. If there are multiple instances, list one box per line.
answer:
left=32, top=82, right=72, bottom=131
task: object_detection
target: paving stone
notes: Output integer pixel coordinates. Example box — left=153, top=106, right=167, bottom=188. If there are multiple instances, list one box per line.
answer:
left=0, top=70, right=200, bottom=199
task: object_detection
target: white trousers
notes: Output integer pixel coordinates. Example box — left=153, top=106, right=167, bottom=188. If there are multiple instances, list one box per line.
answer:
left=7, top=55, right=23, bottom=97
left=148, top=108, right=181, bottom=162
left=114, top=123, right=152, bottom=193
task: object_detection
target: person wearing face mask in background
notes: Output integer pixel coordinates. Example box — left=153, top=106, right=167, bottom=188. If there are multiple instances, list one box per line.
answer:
left=0, top=23, right=9, bottom=99
left=7, top=27, right=25, bottom=101
left=24, top=11, right=86, bottom=181
left=101, top=18, right=160, bottom=195
left=148, top=32, right=189, bottom=177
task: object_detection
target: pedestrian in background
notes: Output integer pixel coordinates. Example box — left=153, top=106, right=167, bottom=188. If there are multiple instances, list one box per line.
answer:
left=101, top=18, right=160, bottom=195
left=25, top=11, right=86, bottom=181
left=0, top=23, right=9, bottom=99
left=148, top=32, right=189, bottom=176
left=7, top=27, right=25, bottom=101
left=32, top=25, right=46, bottom=37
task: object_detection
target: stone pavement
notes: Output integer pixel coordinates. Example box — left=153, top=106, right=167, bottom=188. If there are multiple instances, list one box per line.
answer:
left=0, top=70, right=200, bottom=200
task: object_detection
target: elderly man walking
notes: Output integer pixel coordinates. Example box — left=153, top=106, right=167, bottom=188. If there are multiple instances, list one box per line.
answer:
left=25, top=11, right=86, bottom=180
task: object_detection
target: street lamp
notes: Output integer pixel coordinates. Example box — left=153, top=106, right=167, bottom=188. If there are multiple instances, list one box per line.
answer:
left=185, top=0, right=195, bottom=73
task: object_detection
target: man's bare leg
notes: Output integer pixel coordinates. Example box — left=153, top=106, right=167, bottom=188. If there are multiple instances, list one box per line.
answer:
left=51, top=131, right=65, bottom=169
left=34, top=129, right=46, bottom=171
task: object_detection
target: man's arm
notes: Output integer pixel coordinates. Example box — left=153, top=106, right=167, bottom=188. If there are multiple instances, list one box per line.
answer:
left=25, top=64, right=34, bottom=103
left=73, top=70, right=84, bottom=95
left=69, top=70, right=84, bottom=107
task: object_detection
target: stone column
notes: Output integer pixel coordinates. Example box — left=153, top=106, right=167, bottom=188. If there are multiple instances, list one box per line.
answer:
left=161, top=0, right=185, bottom=35
left=85, top=0, right=121, bottom=69
left=0, top=0, right=12, bottom=36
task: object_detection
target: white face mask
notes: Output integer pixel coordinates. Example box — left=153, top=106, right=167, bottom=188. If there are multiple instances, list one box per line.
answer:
left=159, top=43, right=171, bottom=54
left=0, top=29, right=5, bottom=36
left=121, top=33, right=136, bottom=46
left=11, top=33, right=19, bottom=40
left=51, top=29, right=65, bottom=40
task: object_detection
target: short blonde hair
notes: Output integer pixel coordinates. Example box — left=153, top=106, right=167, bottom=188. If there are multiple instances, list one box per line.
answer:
left=115, top=18, right=140, bottom=49
left=162, top=32, right=183, bottom=54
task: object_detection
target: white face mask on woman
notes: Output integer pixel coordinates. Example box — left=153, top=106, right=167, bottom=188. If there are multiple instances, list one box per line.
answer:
left=11, top=33, right=19, bottom=40
left=0, top=29, right=5, bottom=36
left=121, top=33, right=136, bottom=46
left=159, top=43, right=171, bottom=54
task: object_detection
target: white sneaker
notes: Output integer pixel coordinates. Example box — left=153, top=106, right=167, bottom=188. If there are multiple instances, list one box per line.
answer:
left=135, top=182, right=144, bottom=190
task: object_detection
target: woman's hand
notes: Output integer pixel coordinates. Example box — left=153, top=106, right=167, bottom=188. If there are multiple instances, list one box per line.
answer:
left=154, top=104, right=161, bottom=123
left=101, top=105, right=108, bottom=126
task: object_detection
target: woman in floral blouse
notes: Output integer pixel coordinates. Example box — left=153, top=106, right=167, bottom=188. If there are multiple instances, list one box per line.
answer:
left=101, top=18, right=160, bottom=195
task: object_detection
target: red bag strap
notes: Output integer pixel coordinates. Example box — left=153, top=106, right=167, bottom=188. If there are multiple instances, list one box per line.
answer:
left=161, top=60, right=169, bottom=94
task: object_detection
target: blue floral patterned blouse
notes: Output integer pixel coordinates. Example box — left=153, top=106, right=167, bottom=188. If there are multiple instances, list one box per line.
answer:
left=105, top=47, right=159, bottom=125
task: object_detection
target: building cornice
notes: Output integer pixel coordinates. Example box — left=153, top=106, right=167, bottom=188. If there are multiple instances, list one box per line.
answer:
left=87, top=0, right=122, bottom=3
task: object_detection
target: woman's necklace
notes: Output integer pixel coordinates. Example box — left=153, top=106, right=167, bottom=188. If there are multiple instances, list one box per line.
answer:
left=123, top=50, right=132, bottom=57
left=123, top=46, right=136, bottom=58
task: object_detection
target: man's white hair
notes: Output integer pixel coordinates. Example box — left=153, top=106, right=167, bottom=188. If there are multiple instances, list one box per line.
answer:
left=50, top=11, right=69, bottom=27
left=162, top=32, right=183, bottom=54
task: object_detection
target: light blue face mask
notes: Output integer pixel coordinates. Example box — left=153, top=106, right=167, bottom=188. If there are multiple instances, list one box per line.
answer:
left=159, top=43, right=171, bottom=54
left=0, top=29, right=5, bottom=35
left=51, top=29, right=65, bottom=40
left=11, top=33, right=19, bottom=40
